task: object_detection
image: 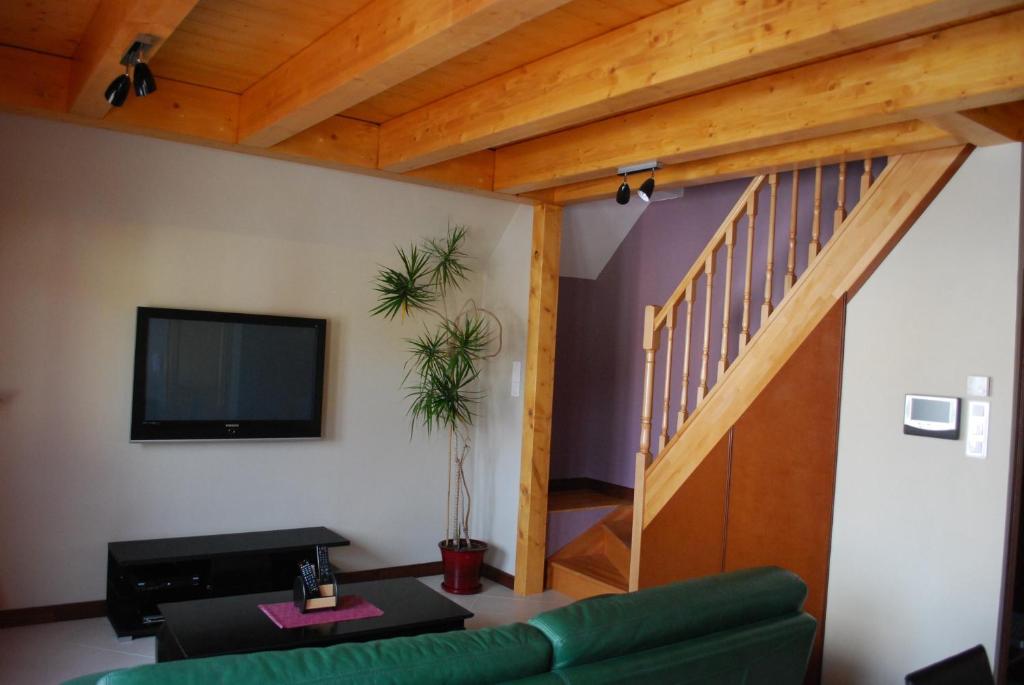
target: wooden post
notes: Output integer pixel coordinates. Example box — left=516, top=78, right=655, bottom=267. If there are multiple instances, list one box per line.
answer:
left=785, top=169, right=799, bottom=293
left=698, top=253, right=716, bottom=401
left=628, top=451, right=648, bottom=592
left=676, top=282, right=695, bottom=430
left=658, top=305, right=676, bottom=453
left=739, top=190, right=758, bottom=350
left=718, top=222, right=736, bottom=377
left=638, top=304, right=661, bottom=462
left=809, top=163, right=823, bottom=261
left=834, top=160, right=847, bottom=230
left=514, top=203, right=561, bottom=596
left=762, top=173, right=778, bottom=324
left=861, top=157, right=873, bottom=197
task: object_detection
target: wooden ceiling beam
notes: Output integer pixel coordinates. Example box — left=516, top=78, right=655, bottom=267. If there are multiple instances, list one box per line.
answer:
left=0, top=46, right=503, bottom=197
left=926, top=100, right=1024, bottom=144
left=68, top=0, right=200, bottom=118
left=492, top=10, right=1024, bottom=194
left=525, top=122, right=959, bottom=205
left=378, top=0, right=1021, bottom=173
left=237, top=0, right=572, bottom=149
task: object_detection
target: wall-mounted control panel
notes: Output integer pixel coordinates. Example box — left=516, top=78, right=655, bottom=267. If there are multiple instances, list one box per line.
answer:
left=903, top=394, right=961, bottom=440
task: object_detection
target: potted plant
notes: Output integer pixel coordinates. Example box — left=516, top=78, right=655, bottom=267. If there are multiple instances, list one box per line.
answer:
left=370, top=225, right=500, bottom=594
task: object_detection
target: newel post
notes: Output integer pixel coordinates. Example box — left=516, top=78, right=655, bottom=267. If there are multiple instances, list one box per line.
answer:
left=637, top=304, right=661, bottom=464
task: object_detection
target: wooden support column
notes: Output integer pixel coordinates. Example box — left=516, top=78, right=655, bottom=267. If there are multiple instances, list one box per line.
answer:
left=515, top=203, right=562, bottom=595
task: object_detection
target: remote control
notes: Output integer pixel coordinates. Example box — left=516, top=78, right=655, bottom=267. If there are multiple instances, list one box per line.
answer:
left=315, top=545, right=332, bottom=585
left=298, top=560, right=320, bottom=597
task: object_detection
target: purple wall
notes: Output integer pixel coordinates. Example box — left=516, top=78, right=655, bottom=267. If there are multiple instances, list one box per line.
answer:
left=550, top=163, right=883, bottom=487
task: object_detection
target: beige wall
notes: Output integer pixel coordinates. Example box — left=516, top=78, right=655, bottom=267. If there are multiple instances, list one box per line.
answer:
left=0, top=113, right=531, bottom=608
left=823, top=144, right=1023, bottom=682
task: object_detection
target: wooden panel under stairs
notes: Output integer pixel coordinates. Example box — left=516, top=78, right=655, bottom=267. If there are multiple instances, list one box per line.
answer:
left=548, top=554, right=628, bottom=599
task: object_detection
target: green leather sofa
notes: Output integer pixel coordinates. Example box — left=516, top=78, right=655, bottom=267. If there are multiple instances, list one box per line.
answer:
left=65, top=566, right=816, bottom=685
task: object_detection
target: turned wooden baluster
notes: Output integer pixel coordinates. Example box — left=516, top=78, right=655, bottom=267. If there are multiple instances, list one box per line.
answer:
left=762, top=173, right=778, bottom=323
left=637, top=304, right=660, bottom=463
left=676, top=282, right=695, bottom=429
left=784, top=169, right=798, bottom=293
left=739, top=190, right=759, bottom=350
left=861, top=157, right=873, bottom=197
left=697, top=254, right=716, bottom=402
left=808, top=164, right=823, bottom=262
left=658, top=304, right=677, bottom=452
left=834, top=160, right=847, bottom=230
left=718, top=222, right=737, bottom=377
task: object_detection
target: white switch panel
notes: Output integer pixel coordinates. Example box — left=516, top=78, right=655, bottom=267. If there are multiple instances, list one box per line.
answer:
left=965, top=401, right=989, bottom=459
left=967, top=375, right=990, bottom=397
left=511, top=361, right=522, bottom=398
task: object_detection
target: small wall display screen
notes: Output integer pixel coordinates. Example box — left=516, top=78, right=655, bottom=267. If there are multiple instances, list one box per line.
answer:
left=131, top=307, right=326, bottom=441
left=909, top=398, right=953, bottom=424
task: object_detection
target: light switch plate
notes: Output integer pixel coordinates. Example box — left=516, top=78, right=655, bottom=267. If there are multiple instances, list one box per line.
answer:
left=967, top=375, right=990, bottom=397
left=511, top=361, right=522, bottom=398
left=966, top=400, right=989, bottom=459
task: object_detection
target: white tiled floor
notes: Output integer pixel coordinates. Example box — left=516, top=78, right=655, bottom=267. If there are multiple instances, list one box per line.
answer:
left=0, top=576, right=571, bottom=685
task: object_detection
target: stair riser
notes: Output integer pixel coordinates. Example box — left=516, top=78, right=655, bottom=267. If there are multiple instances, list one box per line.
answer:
left=547, top=562, right=626, bottom=600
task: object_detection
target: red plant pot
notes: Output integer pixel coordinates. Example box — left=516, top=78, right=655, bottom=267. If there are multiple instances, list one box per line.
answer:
left=439, top=539, right=488, bottom=595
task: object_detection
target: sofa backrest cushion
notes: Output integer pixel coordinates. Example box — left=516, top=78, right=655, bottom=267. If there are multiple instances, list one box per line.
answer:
left=97, top=623, right=551, bottom=685
left=547, top=613, right=817, bottom=684
left=527, top=566, right=807, bottom=670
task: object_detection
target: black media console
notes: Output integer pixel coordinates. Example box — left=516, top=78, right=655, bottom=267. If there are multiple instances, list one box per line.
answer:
left=107, top=527, right=350, bottom=638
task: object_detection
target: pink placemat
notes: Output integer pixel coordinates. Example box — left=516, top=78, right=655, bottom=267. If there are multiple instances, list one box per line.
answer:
left=258, top=595, right=383, bottom=629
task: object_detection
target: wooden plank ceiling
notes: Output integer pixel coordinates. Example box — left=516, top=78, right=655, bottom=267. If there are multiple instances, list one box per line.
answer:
left=0, top=0, right=1021, bottom=202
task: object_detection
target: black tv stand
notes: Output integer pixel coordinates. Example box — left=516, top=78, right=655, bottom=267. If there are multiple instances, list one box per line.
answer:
left=106, top=527, right=349, bottom=638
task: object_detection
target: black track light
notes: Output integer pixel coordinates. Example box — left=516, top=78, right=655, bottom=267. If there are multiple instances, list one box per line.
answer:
left=105, top=66, right=131, bottom=107
left=638, top=174, right=656, bottom=203
left=616, top=174, right=631, bottom=205
left=133, top=61, right=156, bottom=97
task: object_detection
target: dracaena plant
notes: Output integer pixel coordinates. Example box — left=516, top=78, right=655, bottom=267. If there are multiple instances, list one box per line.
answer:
left=370, top=225, right=501, bottom=549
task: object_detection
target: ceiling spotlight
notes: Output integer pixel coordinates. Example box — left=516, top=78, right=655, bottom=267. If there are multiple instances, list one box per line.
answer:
left=102, top=38, right=158, bottom=106
left=637, top=173, right=656, bottom=203
left=133, top=60, right=156, bottom=97
left=105, top=66, right=131, bottom=107
left=616, top=174, right=631, bottom=205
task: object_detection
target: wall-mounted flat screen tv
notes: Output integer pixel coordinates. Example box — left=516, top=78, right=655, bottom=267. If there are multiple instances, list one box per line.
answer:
left=130, top=307, right=327, bottom=441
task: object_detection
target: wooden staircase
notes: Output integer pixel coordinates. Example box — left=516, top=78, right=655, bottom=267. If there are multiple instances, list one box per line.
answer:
left=547, top=147, right=971, bottom=600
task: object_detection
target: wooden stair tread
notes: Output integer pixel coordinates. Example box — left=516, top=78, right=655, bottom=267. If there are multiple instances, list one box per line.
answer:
left=550, top=553, right=628, bottom=590
left=549, top=488, right=631, bottom=512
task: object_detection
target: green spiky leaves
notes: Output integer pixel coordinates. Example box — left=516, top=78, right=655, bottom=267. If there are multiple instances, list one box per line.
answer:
left=370, top=245, right=436, bottom=320
left=372, top=225, right=494, bottom=435
left=425, top=225, right=469, bottom=296
left=404, top=314, right=491, bottom=434
left=370, top=226, right=471, bottom=321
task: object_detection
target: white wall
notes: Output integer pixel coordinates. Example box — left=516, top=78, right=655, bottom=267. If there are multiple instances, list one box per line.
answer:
left=0, top=113, right=530, bottom=609
left=824, top=144, right=1023, bottom=683
left=473, top=204, right=533, bottom=571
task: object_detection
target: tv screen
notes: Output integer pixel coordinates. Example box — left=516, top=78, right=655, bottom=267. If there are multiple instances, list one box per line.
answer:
left=130, top=307, right=326, bottom=441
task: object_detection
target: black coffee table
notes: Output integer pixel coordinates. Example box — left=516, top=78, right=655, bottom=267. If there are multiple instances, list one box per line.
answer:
left=156, top=577, right=473, bottom=662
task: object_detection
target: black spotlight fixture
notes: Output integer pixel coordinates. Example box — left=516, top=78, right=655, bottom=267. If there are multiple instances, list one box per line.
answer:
left=637, top=172, right=656, bottom=203
left=614, top=161, right=660, bottom=205
left=133, top=60, right=157, bottom=97
left=102, top=39, right=158, bottom=106
left=104, top=65, right=131, bottom=107
left=616, top=174, right=631, bottom=205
